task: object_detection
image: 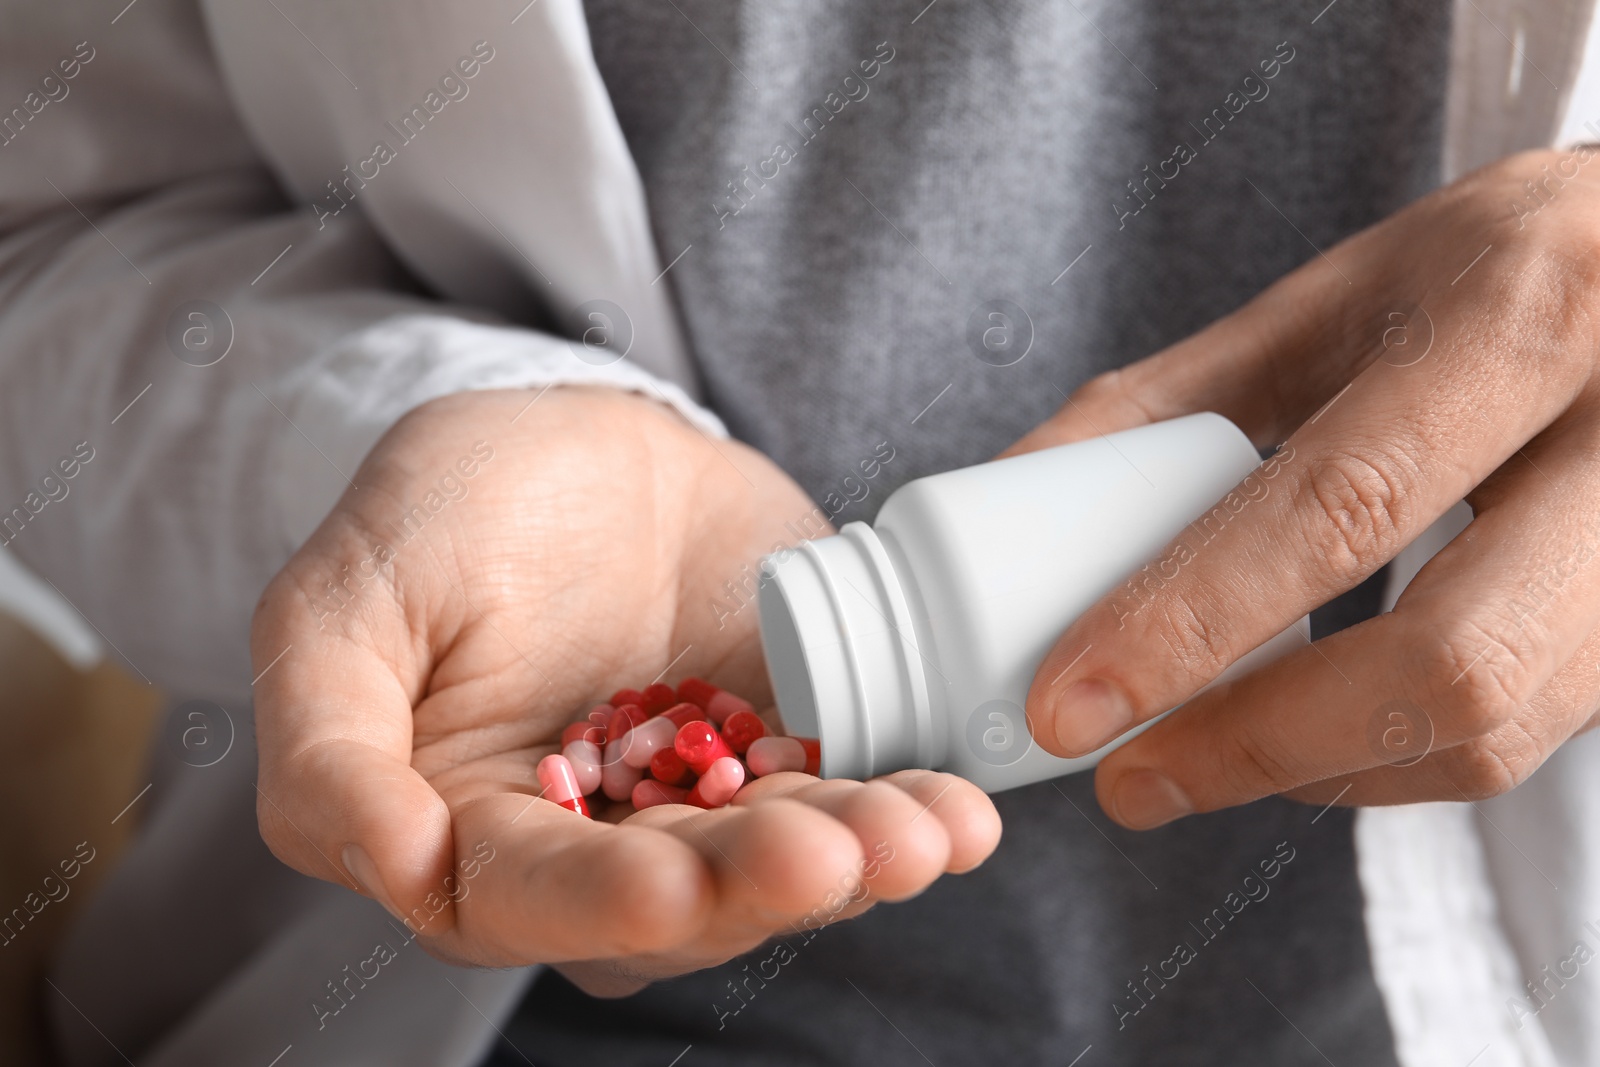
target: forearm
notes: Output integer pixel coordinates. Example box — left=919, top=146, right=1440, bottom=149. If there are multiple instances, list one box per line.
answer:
left=0, top=173, right=720, bottom=699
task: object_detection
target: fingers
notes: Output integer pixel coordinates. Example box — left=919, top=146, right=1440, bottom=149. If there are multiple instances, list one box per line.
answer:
left=441, top=790, right=876, bottom=966
left=446, top=792, right=716, bottom=965
left=1289, top=622, right=1600, bottom=808
left=1088, top=417, right=1600, bottom=826
left=738, top=769, right=1001, bottom=876
left=252, top=573, right=455, bottom=927
left=1028, top=267, right=1594, bottom=760
left=733, top=778, right=949, bottom=902
left=875, top=769, right=1002, bottom=874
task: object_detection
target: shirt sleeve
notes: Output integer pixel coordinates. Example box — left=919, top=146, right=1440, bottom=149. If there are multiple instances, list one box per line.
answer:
left=0, top=0, right=720, bottom=700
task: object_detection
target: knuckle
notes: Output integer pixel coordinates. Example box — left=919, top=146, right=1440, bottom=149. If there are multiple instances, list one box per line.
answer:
left=1144, top=587, right=1237, bottom=689
left=1302, top=447, right=1414, bottom=577
left=1524, top=241, right=1600, bottom=363
left=1071, top=369, right=1159, bottom=424
left=1448, top=728, right=1544, bottom=799
left=1218, top=727, right=1303, bottom=798
left=1427, top=620, right=1535, bottom=738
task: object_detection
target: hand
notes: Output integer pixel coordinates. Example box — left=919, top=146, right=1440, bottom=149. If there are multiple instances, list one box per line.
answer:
left=251, top=387, right=999, bottom=992
left=1013, top=147, right=1600, bottom=828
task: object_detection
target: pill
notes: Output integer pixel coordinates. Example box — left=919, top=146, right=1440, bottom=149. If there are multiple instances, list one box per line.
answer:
left=600, top=743, right=644, bottom=801
left=562, top=739, right=603, bottom=795
left=641, top=682, right=678, bottom=715
left=705, top=689, right=755, bottom=725
left=797, top=737, right=821, bottom=776
left=720, top=709, right=767, bottom=754
left=661, top=702, right=708, bottom=728
left=609, top=688, right=645, bottom=708
left=536, top=754, right=591, bottom=818
left=631, top=779, right=690, bottom=809
left=675, top=720, right=736, bottom=775
left=649, top=747, right=694, bottom=787
left=686, top=756, right=745, bottom=808
left=561, top=719, right=605, bottom=747
left=619, top=715, right=678, bottom=769
left=675, top=677, right=719, bottom=710
left=746, top=735, right=807, bottom=776
left=606, top=703, right=647, bottom=744
left=676, top=678, right=754, bottom=725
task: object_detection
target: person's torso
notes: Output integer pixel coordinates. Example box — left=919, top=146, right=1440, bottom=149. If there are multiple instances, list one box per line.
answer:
left=502, top=2, right=1450, bottom=1062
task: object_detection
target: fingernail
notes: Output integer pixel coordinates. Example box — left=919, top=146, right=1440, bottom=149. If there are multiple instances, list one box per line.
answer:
left=1052, top=679, right=1133, bottom=755
left=1109, top=770, right=1194, bottom=830
left=342, top=844, right=403, bottom=920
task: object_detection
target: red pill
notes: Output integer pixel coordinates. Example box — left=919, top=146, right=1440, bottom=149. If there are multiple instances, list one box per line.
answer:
left=619, top=716, right=677, bottom=769
left=561, top=718, right=606, bottom=747
left=676, top=677, right=719, bottom=710
left=649, top=747, right=694, bottom=788
left=720, top=709, right=767, bottom=754
left=537, top=754, right=591, bottom=818
left=562, top=739, right=603, bottom=795
left=632, top=779, right=690, bottom=809
left=705, top=690, right=754, bottom=725
left=675, top=720, right=736, bottom=775
left=600, top=743, right=643, bottom=801
left=641, top=682, right=678, bottom=715
left=610, top=688, right=645, bottom=708
left=661, top=702, right=708, bottom=728
left=606, top=704, right=647, bottom=744
left=675, top=677, right=754, bottom=725
left=746, top=735, right=807, bottom=777
left=687, top=756, right=745, bottom=808
left=797, top=737, right=821, bottom=776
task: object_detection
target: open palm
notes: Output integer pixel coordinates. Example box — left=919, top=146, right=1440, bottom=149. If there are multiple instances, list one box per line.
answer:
left=250, top=386, right=1000, bottom=993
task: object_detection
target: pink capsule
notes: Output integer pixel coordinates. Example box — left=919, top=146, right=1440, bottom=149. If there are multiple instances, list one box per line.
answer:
left=619, top=715, right=678, bottom=769
left=562, top=739, right=603, bottom=795
left=675, top=677, right=754, bottom=725
left=660, top=702, right=708, bottom=729
left=686, top=756, right=745, bottom=808
left=600, top=743, right=644, bottom=802
left=705, top=689, right=755, bottom=726
left=631, top=778, right=690, bottom=809
left=746, top=735, right=808, bottom=777
left=560, top=720, right=600, bottom=747
left=537, top=754, right=591, bottom=818
left=607, top=703, right=647, bottom=744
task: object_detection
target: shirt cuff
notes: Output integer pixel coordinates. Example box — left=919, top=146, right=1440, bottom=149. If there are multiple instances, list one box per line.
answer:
left=266, top=312, right=726, bottom=553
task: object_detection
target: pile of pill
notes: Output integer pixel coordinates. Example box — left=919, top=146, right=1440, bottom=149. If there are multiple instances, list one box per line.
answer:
left=534, top=678, right=821, bottom=818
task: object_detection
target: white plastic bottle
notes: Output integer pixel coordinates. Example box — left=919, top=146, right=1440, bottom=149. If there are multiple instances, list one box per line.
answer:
left=756, top=413, right=1309, bottom=793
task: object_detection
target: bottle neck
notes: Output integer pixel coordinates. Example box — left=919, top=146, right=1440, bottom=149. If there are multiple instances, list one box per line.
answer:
left=757, top=521, right=939, bottom=780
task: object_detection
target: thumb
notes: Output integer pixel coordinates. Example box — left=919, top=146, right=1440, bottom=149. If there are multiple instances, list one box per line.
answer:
left=256, top=732, right=454, bottom=931
left=252, top=602, right=455, bottom=934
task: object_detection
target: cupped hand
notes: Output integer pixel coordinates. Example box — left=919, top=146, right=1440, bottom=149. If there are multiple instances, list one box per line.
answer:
left=1014, top=146, right=1600, bottom=828
left=251, top=386, right=999, bottom=992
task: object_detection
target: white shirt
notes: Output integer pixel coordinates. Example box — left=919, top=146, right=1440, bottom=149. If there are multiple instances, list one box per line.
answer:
left=2, top=1, right=1598, bottom=1064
